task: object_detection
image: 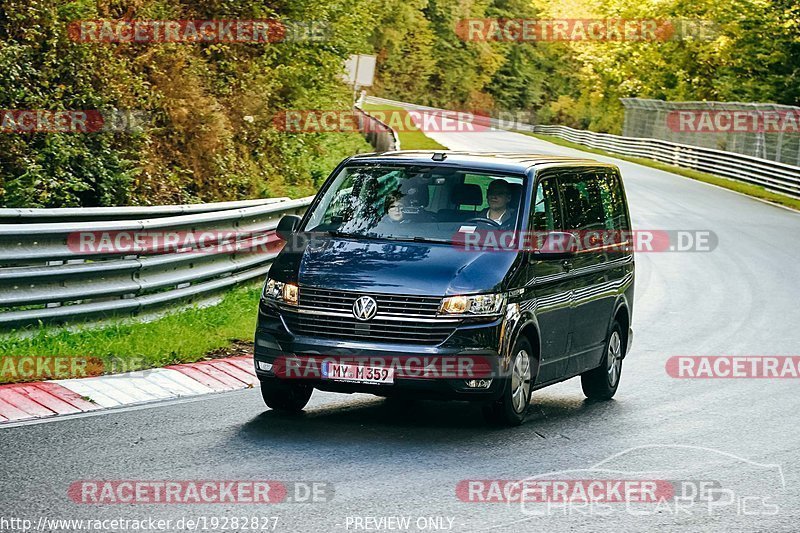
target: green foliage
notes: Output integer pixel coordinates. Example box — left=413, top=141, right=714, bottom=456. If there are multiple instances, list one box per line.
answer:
left=369, top=0, right=586, bottom=116
left=1, top=0, right=795, bottom=206
left=0, top=0, right=373, bottom=207
left=369, top=0, right=438, bottom=100
left=537, top=0, right=800, bottom=132
left=370, top=0, right=798, bottom=134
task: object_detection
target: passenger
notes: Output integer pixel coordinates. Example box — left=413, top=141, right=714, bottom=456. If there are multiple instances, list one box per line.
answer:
left=383, top=194, right=409, bottom=224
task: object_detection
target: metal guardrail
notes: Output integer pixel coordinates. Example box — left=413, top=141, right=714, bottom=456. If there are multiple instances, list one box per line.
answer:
left=366, top=96, right=800, bottom=199
left=0, top=198, right=291, bottom=223
left=532, top=125, right=800, bottom=199
left=0, top=197, right=313, bottom=330
left=354, top=105, right=400, bottom=151
left=621, top=97, right=800, bottom=165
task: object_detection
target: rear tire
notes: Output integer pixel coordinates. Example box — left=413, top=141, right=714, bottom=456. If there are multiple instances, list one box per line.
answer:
left=260, top=378, right=312, bottom=412
left=483, top=338, right=534, bottom=427
left=581, top=322, right=624, bottom=400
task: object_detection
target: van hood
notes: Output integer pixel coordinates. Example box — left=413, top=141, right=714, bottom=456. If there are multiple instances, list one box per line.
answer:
left=269, top=235, right=519, bottom=296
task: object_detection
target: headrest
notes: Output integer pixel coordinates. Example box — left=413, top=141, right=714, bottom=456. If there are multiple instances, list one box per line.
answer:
left=451, top=183, right=483, bottom=206
left=399, top=181, right=429, bottom=208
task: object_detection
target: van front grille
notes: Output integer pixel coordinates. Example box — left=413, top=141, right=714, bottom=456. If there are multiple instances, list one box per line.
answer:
left=299, top=286, right=442, bottom=318
left=280, top=286, right=457, bottom=345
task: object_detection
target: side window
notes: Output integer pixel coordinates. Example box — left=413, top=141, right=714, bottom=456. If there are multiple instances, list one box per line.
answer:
left=532, top=178, right=562, bottom=231
left=597, top=171, right=629, bottom=231
left=559, top=171, right=607, bottom=231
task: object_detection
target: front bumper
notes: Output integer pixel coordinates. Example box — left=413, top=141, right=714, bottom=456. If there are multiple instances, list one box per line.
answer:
left=254, top=301, right=507, bottom=401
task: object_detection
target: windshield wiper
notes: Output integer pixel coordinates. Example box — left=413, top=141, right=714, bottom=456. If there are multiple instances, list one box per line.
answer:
left=318, top=231, right=451, bottom=245
left=324, top=230, right=355, bottom=238
left=380, top=236, right=452, bottom=244
left=322, top=230, right=387, bottom=241
left=411, top=236, right=451, bottom=244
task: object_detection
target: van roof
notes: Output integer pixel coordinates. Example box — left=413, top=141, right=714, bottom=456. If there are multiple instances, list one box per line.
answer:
left=348, top=151, right=614, bottom=174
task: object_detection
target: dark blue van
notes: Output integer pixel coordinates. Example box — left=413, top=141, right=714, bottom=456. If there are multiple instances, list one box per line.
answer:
left=254, top=151, right=634, bottom=425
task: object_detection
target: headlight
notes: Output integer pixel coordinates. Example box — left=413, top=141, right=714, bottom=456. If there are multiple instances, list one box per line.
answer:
left=440, top=293, right=505, bottom=316
left=263, top=278, right=299, bottom=306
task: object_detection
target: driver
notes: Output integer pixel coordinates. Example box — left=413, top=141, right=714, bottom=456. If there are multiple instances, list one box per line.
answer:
left=481, top=179, right=516, bottom=226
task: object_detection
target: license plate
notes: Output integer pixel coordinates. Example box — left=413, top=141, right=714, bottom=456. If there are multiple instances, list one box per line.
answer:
left=321, top=362, right=394, bottom=385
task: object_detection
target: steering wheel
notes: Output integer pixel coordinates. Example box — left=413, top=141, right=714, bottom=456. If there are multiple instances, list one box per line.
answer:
left=465, top=217, right=502, bottom=227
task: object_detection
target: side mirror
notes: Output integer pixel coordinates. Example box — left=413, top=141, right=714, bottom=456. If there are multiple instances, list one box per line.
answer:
left=276, top=215, right=302, bottom=241
left=529, top=231, right=578, bottom=261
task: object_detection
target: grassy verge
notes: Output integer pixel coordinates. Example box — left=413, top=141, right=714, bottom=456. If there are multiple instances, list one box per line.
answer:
left=524, top=132, right=800, bottom=211
left=0, top=284, right=261, bottom=384
left=361, top=103, right=448, bottom=150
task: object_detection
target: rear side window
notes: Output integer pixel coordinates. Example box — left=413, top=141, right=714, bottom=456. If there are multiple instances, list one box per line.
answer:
left=597, top=171, right=629, bottom=231
left=532, top=178, right=562, bottom=231
left=558, top=169, right=627, bottom=231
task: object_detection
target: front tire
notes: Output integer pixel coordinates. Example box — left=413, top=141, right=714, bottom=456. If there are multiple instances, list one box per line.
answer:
left=260, top=378, right=312, bottom=412
left=483, top=338, right=534, bottom=426
left=581, top=322, right=624, bottom=400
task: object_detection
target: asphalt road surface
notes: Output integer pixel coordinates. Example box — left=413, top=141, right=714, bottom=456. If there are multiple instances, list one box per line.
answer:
left=2, top=125, right=799, bottom=533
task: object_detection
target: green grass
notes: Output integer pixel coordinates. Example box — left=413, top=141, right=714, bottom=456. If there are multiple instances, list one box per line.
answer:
left=0, top=284, right=262, bottom=384
left=361, top=103, right=447, bottom=150
left=523, top=132, right=800, bottom=211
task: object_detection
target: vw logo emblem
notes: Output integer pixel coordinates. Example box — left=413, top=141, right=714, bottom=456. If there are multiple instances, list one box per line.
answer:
left=352, top=296, right=378, bottom=321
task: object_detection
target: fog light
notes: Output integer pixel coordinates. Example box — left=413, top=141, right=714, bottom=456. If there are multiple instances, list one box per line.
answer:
left=465, top=379, right=492, bottom=389
left=257, top=361, right=273, bottom=372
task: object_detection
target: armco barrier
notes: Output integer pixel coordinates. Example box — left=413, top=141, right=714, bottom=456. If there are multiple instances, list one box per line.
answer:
left=365, top=96, right=800, bottom=199
left=532, top=125, right=800, bottom=198
left=0, top=198, right=290, bottom=224
left=0, top=197, right=313, bottom=330
left=354, top=105, right=400, bottom=151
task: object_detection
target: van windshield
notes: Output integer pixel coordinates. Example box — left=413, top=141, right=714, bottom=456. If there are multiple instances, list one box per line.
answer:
left=303, top=164, right=525, bottom=243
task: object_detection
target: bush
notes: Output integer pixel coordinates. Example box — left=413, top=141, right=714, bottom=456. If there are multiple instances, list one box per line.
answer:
left=0, top=0, right=373, bottom=207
